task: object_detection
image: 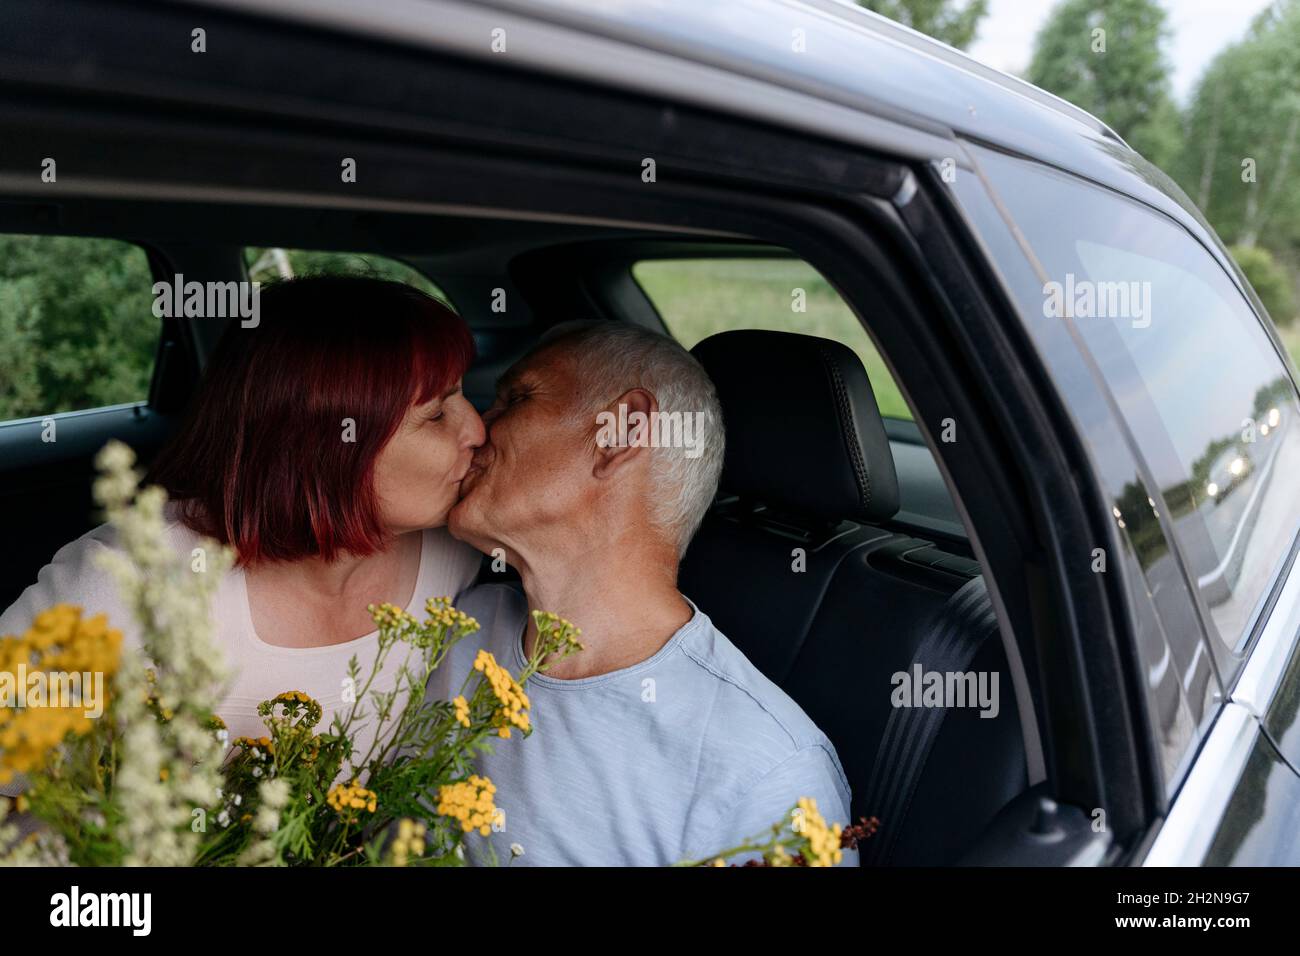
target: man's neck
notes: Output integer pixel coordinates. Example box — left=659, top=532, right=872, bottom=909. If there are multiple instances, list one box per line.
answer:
left=513, top=537, right=693, bottom=680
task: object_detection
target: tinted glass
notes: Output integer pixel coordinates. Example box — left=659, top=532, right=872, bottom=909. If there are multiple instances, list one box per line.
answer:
left=980, top=156, right=1300, bottom=652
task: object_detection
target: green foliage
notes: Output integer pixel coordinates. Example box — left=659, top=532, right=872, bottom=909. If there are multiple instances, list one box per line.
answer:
left=1175, top=1, right=1300, bottom=252
left=0, top=235, right=156, bottom=420
left=856, top=0, right=988, bottom=50
left=1027, top=0, right=1182, bottom=169
left=1230, top=244, right=1297, bottom=326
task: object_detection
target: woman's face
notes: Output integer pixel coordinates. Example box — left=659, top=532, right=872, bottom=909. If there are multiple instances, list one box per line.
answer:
left=372, top=379, right=485, bottom=533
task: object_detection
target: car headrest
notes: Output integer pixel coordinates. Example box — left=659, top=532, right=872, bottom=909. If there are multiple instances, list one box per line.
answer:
left=691, top=329, right=900, bottom=524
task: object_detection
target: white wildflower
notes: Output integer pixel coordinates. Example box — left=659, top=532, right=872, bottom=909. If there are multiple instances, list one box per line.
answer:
left=90, top=440, right=235, bottom=866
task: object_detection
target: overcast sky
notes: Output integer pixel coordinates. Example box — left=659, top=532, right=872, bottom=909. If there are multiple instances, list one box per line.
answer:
left=965, top=0, right=1275, bottom=103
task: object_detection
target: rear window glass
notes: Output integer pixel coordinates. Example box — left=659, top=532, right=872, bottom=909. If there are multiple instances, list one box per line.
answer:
left=243, top=248, right=454, bottom=311
left=632, top=258, right=911, bottom=420
left=0, top=234, right=158, bottom=420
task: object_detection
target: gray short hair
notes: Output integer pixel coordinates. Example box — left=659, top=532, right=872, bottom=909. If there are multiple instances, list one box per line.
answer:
left=538, top=320, right=724, bottom=556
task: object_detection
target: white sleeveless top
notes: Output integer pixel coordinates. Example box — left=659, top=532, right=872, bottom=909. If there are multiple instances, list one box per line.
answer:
left=0, top=502, right=482, bottom=787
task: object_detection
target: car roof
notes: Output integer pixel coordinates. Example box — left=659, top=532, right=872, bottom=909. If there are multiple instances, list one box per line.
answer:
left=503, top=0, right=1128, bottom=148
left=199, top=0, right=1126, bottom=158
left=193, top=0, right=1208, bottom=227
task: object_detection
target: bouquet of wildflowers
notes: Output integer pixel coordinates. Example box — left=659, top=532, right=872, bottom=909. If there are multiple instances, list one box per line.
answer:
left=194, top=599, right=584, bottom=866
left=0, top=440, right=583, bottom=867
left=0, top=440, right=233, bottom=865
left=677, top=798, right=879, bottom=867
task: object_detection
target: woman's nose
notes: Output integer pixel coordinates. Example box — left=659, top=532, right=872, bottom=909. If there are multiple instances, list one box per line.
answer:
left=465, top=404, right=488, bottom=448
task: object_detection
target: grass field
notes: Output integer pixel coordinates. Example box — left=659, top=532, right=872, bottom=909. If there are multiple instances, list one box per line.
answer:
left=632, top=259, right=913, bottom=420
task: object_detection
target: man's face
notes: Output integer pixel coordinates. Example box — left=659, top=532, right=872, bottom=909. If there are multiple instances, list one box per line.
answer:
left=448, top=345, right=592, bottom=556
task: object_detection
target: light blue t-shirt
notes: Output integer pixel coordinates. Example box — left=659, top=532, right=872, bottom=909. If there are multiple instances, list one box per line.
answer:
left=425, top=583, right=857, bottom=867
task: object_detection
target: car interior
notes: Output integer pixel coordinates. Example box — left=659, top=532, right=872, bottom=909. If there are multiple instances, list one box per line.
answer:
left=0, top=197, right=1032, bottom=865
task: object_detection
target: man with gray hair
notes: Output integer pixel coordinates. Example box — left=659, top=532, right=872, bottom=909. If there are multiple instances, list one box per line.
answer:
left=435, top=320, right=856, bottom=866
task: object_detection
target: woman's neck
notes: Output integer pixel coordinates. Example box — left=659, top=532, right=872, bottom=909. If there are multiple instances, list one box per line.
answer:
left=243, top=530, right=424, bottom=648
left=250, top=530, right=419, bottom=596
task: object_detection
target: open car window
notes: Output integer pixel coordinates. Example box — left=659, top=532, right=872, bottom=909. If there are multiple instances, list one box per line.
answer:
left=0, top=234, right=157, bottom=421
left=632, top=257, right=912, bottom=421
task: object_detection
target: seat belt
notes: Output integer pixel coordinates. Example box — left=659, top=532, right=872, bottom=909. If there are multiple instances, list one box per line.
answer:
left=858, top=575, right=999, bottom=865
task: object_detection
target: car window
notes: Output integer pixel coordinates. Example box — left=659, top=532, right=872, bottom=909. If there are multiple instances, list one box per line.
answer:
left=243, top=247, right=455, bottom=310
left=977, top=156, right=1300, bottom=656
left=632, top=258, right=911, bottom=420
left=0, top=234, right=158, bottom=420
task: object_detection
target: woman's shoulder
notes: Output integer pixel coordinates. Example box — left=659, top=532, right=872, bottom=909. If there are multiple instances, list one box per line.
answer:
left=0, top=519, right=130, bottom=640
left=0, top=500, right=217, bottom=641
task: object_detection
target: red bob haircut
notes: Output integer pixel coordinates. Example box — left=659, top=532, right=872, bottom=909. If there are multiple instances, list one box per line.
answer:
left=145, top=275, right=475, bottom=565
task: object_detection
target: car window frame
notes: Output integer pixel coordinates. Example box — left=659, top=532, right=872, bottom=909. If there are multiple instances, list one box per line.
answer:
left=0, top=0, right=1168, bottom=849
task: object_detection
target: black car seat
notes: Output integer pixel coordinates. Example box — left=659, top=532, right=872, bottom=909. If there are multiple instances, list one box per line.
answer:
left=680, top=329, right=1027, bottom=865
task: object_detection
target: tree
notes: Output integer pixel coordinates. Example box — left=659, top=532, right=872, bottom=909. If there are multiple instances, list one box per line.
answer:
left=1026, top=0, right=1181, bottom=169
left=1176, top=1, right=1300, bottom=252
left=1230, top=245, right=1297, bottom=325
left=855, top=0, right=988, bottom=51
left=0, top=235, right=156, bottom=419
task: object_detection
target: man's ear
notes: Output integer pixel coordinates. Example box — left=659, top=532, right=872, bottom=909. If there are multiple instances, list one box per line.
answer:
left=593, top=387, right=656, bottom=479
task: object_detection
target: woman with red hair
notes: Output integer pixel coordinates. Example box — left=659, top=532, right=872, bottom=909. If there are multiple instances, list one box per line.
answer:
left=0, top=276, right=486, bottom=772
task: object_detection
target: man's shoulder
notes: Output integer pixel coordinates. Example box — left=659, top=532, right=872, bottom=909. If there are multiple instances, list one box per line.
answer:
left=674, top=605, right=855, bottom=862
left=454, top=581, right=526, bottom=625
left=449, top=582, right=527, bottom=658
left=676, top=604, right=849, bottom=789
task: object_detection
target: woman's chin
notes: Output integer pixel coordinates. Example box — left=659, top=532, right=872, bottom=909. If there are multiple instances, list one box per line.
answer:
left=426, top=506, right=454, bottom=529
left=413, top=498, right=456, bottom=530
